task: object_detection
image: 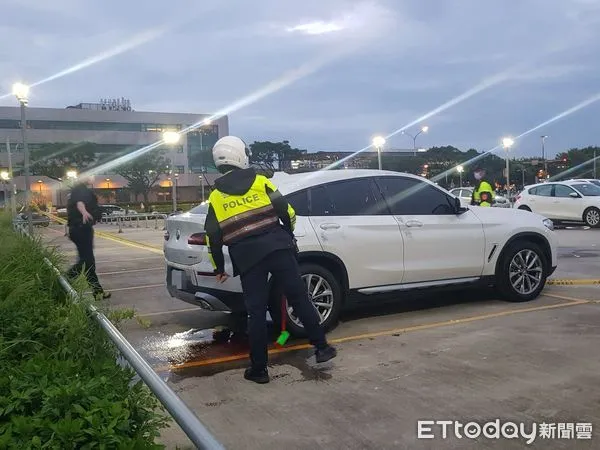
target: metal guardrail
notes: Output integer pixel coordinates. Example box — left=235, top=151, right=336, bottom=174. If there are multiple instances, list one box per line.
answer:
left=48, top=213, right=169, bottom=234
left=98, top=213, right=169, bottom=233
left=12, top=220, right=225, bottom=450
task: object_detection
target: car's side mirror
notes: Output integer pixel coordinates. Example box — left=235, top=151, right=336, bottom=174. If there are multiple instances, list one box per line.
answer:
left=569, top=192, right=579, bottom=198
left=454, top=196, right=466, bottom=214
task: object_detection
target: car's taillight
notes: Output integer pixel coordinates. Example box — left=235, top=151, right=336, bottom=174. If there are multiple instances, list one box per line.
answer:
left=188, top=232, right=206, bottom=245
left=164, top=231, right=170, bottom=241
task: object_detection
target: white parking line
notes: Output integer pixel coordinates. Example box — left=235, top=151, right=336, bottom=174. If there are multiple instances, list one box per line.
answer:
left=97, top=267, right=164, bottom=276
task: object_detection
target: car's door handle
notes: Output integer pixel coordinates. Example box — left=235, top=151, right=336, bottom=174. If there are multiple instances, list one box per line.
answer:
left=319, top=223, right=340, bottom=230
left=405, top=220, right=423, bottom=228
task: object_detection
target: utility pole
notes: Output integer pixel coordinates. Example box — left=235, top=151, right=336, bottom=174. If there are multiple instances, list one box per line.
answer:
left=19, top=100, right=33, bottom=234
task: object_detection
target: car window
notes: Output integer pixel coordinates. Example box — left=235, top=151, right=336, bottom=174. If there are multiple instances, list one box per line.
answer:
left=375, top=176, right=455, bottom=215
left=530, top=185, right=552, bottom=196
left=310, top=179, right=383, bottom=216
left=554, top=184, right=577, bottom=198
left=286, top=190, right=309, bottom=216
left=189, top=203, right=209, bottom=214
left=572, top=183, right=600, bottom=196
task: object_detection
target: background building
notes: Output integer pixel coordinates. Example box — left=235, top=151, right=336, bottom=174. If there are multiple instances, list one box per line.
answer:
left=0, top=99, right=228, bottom=207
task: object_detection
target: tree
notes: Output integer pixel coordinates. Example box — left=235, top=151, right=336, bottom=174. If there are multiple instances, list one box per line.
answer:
left=249, top=140, right=304, bottom=171
left=31, top=142, right=98, bottom=180
left=115, top=149, right=170, bottom=205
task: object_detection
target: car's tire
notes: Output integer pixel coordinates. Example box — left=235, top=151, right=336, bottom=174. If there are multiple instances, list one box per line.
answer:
left=270, top=262, right=343, bottom=338
left=518, top=205, right=531, bottom=212
left=583, top=207, right=600, bottom=228
left=496, top=240, right=548, bottom=302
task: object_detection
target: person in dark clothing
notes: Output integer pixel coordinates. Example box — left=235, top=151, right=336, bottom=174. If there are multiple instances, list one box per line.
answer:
left=66, top=180, right=111, bottom=300
left=205, top=136, right=337, bottom=384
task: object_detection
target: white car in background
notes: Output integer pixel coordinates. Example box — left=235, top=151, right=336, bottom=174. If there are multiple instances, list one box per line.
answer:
left=448, top=187, right=510, bottom=208
left=164, top=170, right=558, bottom=336
left=514, top=180, right=600, bottom=228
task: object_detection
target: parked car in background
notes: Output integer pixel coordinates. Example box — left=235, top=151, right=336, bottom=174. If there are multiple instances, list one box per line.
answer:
left=514, top=180, right=600, bottom=228
left=448, top=187, right=510, bottom=208
left=568, top=178, right=600, bottom=188
left=164, top=170, right=557, bottom=337
left=16, top=209, right=50, bottom=227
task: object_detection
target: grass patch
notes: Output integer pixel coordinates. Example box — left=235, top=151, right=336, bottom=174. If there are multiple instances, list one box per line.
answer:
left=0, top=214, right=171, bottom=448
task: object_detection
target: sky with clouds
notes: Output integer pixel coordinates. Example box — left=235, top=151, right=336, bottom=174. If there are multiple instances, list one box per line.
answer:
left=2, top=0, right=600, bottom=159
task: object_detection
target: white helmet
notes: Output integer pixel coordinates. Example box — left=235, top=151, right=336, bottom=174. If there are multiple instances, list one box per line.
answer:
left=212, top=136, right=251, bottom=171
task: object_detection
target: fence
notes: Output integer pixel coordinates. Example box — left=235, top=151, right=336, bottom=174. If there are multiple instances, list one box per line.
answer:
left=12, top=218, right=225, bottom=450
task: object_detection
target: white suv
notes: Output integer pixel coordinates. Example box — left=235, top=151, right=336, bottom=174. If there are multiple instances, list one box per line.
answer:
left=164, top=170, right=558, bottom=336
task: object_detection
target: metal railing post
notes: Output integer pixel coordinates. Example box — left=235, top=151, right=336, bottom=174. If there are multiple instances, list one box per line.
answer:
left=118, top=216, right=123, bottom=233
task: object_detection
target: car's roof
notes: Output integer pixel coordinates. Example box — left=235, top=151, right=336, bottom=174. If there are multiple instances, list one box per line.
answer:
left=271, top=169, right=428, bottom=194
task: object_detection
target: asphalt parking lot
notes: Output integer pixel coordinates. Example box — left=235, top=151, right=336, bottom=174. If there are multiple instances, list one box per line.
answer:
left=40, top=222, right=600, bottom=449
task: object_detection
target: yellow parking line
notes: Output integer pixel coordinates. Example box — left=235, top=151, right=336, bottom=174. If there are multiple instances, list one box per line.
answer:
left=139, top=307, right=203, bottom=317
left=44, top=212, right=163, bottom=255
left=165, top=296, right=590, bottom=372
left=547, top=279, right=600, bottom=286
left=108, top=283, right=165, bottom=292
left=97, top=267, right=164, bottom=276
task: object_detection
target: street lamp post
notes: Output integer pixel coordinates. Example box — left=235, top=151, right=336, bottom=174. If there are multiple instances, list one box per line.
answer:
left=5, top=138, right=17, bottom=216
left=13, top=83, right=32, bottom=234
left=1, top=171, right=9, bottom=210
left=502, top=137, right=514, bottom=200
left=372, top=136, right=386, bottom=170
left=456, top=165, right=464, bottom=187
left=541, top=135, right=548, bottom=179
left=402, top=126, right=429, bottom=156
left=172, top=175, right=178, bottom=212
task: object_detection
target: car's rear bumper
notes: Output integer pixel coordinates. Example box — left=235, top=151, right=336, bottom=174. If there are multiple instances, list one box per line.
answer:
left=166, top=265, right=245, bottom=313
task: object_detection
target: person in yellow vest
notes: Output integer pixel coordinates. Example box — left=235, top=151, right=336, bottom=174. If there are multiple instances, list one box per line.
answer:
left=470, top=167, right=495, bottom=207
left=204, top=136, right=337, bottom=384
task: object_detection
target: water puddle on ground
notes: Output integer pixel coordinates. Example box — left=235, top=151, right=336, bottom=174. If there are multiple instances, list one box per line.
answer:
left=140, top=327, right=333, bottom=383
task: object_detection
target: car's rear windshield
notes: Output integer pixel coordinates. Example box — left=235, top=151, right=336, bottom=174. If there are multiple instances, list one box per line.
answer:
left=189, top=203, right=209, bottom=214
left=573, top=183, right=600, bottom=196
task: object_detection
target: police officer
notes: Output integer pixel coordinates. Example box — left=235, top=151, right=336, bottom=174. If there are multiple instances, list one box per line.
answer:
left=470, top=167, right=495, bottom=207
left=204, top=136, right=337, bottom=384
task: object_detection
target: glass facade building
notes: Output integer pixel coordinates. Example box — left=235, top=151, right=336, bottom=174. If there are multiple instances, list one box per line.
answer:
left=186, top=125, right=220, bottom=173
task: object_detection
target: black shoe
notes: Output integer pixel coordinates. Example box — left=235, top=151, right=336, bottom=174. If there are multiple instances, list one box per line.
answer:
left=244, top=367, right=270, bottom=384
left=94, top=291, right=111, bottom=300
left=315, top=345, right=337, bottom=363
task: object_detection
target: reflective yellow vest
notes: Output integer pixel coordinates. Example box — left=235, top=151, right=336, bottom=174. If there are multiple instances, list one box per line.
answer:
left=472, top=180, right=495, bottom=207
left=207, top=174, right=295, bottom=246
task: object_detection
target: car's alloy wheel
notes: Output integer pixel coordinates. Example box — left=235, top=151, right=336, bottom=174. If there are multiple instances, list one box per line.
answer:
left=497, top=241, right=547, bottom=302
left=508, top=249, right=543, bottom=296
left=583, top=207, right=600, bottom=228
left=287, top=273, right=334, bottom=328
left=270, top=263, right=343, bottom=337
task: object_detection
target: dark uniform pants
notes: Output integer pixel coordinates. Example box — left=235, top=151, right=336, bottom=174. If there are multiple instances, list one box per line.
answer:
left=240, top=248, right=327, bottom=370
left=67, top=224, right=103, bottom=294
